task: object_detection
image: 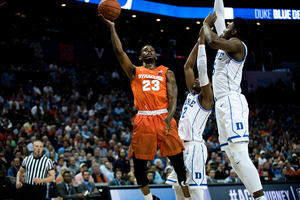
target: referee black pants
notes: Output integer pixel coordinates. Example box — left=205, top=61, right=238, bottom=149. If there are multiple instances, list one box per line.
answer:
left=18, top=184, right=47, bottom=200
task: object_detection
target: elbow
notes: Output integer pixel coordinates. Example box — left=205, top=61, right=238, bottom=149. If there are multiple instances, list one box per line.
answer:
left=206, top=39, right=218, bottom=49
left=113, top=48, right=123, bottom=56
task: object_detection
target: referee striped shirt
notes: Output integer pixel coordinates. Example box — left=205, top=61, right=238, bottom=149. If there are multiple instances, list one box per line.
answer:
left=22, top=155, right=53, bottom=185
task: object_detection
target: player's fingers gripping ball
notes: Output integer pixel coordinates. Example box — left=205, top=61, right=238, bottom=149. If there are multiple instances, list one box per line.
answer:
left=98, top=0, right=121, bottom=20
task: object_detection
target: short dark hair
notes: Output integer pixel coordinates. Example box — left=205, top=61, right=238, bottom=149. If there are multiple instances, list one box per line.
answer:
left=233, top=17, right=250, bottom=40
left=82, top=170, right=89, bottom=177
left=63, top=170, right=71, bottom=177
left=140, top=44, right=155, bottom=55
left=145, top=170, right=155, bottom=176
left=114, top=168, right=123, bottom=177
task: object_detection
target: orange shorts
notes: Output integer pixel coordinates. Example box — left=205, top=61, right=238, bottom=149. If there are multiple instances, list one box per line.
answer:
left=128, top=113, right=184, bottom=160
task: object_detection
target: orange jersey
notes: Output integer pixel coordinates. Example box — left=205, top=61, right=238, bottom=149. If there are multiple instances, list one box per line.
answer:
left=131, top=65, right=169, bottom=111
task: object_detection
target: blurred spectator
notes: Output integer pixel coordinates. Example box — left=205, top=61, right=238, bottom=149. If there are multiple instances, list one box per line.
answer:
left=91, top=163, right=108, bottom=183
left=96, top=141, right=108, bottom=158
left=43, top=82, right=54, bottom=97
left=100, top=161, right=114, bottom=181
left=109, top=168, right=126, bottom=186
left=271, top=162, right=282, bottom=179
left=74, top=162, right=94, bottom=184
left=7, top=157, right=20, bottom=177
left=277, top=168, right=288, bottom=181
left=285, top=162, right=295, bottom=176
left=79, top=149, right=87, bottom=163
left=92, top=149, right=101, bottom=164
left=31, top=101, right=44, bottom=120
left=68, top=157, right=79, bottom=179
left=207, top=168, right=217, bottom=183
left=57, top=157, right=67, bottom=172
left=258, top=150, right=267, bottom=164
left=215, top=163, right=228, bottom=180
left=57, top=171, right=86, bottom=199
left=263, top=162, right=275, bottom=179
left=146, top=170, right=155, bottom=184
left=149, top=164, right=163, bottom=184
left=114, top=103, right=124, bottom=115
left=113, top=149, right=130, bottom=174
left=224, top=169, right=241, bottom=183
left=4, top=145, right=14, bottom=165
left=78, top=170, right=99, bottom=195
left=107, top=149, right=116, bottom=163
left=291, top=154, right=299, bottom=170
left=81, top=125, right=91, bottom=139
left=126, top=172, right=137, bottom=185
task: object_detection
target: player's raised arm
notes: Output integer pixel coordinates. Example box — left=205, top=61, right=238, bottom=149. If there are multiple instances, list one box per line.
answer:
left=203, top=12, right=243, bottom=55
left=214, top=0, right=226, bottom=36
left=183, top=41, right=198, bottom=92
left=99, top=14, right=136, bottom=81
left=197, top=27, right=213, bottom=110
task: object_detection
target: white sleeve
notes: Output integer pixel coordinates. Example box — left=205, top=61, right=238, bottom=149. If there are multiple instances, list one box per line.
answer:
left=214, top=0, right=226, bottom=36
left=197, top=45, right=209, bottom=87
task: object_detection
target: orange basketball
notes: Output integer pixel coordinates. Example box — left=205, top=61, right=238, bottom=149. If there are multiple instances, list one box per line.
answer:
left=98, top=0, right=121, bottom=21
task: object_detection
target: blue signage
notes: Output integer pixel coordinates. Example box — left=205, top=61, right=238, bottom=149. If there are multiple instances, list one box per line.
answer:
left=76, top=0, right=300, bottom=20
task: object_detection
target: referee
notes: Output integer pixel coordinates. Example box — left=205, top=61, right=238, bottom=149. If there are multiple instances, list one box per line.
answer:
left=16, top=140, right=55, bottom=200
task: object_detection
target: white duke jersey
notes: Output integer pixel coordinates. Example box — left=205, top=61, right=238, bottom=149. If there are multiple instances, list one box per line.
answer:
left=212, top=42, right=247, bottom=99
left=178, top=93, right=212, bottom=142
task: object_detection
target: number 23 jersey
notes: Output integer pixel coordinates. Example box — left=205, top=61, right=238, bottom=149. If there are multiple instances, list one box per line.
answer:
left=131, top=65, right=169, bottom=111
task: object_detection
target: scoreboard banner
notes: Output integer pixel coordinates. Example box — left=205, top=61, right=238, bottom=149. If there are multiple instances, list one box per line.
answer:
left=73, top=0, right=300, bottom=20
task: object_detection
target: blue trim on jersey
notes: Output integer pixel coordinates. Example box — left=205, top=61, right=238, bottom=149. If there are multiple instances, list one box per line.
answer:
left=220, top=142, right=228, bottom=147
left=233, top=63, right=243, bottom=80
left=191, top=145, right=197, bottom=185
left=191, top=108, right=201, bottom=141
left=189, top=92, right=196, bottom=96
left=238, top=94, right=244, bottom=117
left=227, top=135, right=249, bottom=141
left=226, top=61, right=231, bottom=91
left=225, top=42, right=248, bottom=64
left=197, top=111, right=211, bottom=136
left=228, top=96, right=242, bottom=138
left=196, top=94, right=212, bottom=112
left=200, top=144, right=205, bottom=186
left=166, top=179, right=177, bottom=183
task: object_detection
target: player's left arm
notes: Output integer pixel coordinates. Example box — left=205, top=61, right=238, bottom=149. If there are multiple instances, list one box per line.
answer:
left=197, top=28, right=213, bottom=110
left=163, top=70, right=177, bottom=135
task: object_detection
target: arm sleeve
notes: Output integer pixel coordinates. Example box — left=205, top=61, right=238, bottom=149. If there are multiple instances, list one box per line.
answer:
left=47, top=159, right=54, bottom=171
left=214, top=0, right=226, bottom=36
left=197, top=45, right=209, bottom=87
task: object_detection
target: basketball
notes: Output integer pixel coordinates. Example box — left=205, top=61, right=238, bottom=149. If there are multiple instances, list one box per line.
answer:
left=98, top=0, right=121, bottom=20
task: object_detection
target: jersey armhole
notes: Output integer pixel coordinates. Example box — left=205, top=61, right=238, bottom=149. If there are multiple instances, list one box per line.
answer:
left=130, top=66, right=140, bottom=83
left=196, top=94, right=212, bottom=112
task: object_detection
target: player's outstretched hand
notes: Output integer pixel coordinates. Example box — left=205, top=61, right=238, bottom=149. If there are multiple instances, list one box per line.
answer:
left=203, top=11, right=217, bottom=27
left=98, top=14, right=115, bottom=27
left=163, top=117, right=171, bottom=135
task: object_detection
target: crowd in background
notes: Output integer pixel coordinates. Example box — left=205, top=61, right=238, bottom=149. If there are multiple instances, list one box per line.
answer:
left=1, top=56, right=300, bottom=193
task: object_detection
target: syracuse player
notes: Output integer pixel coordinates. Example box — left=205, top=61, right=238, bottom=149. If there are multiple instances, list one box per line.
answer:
left=99, top=15, right=191, bottom=200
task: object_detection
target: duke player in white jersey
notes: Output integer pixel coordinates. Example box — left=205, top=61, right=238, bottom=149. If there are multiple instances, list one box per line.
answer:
left=166, top=27, right=213, bottom=200
left=202, top=1, right=267, bottom=200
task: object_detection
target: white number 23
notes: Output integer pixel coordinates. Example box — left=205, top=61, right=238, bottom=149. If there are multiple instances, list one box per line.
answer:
left=142, top=80, right=160, bottom=91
